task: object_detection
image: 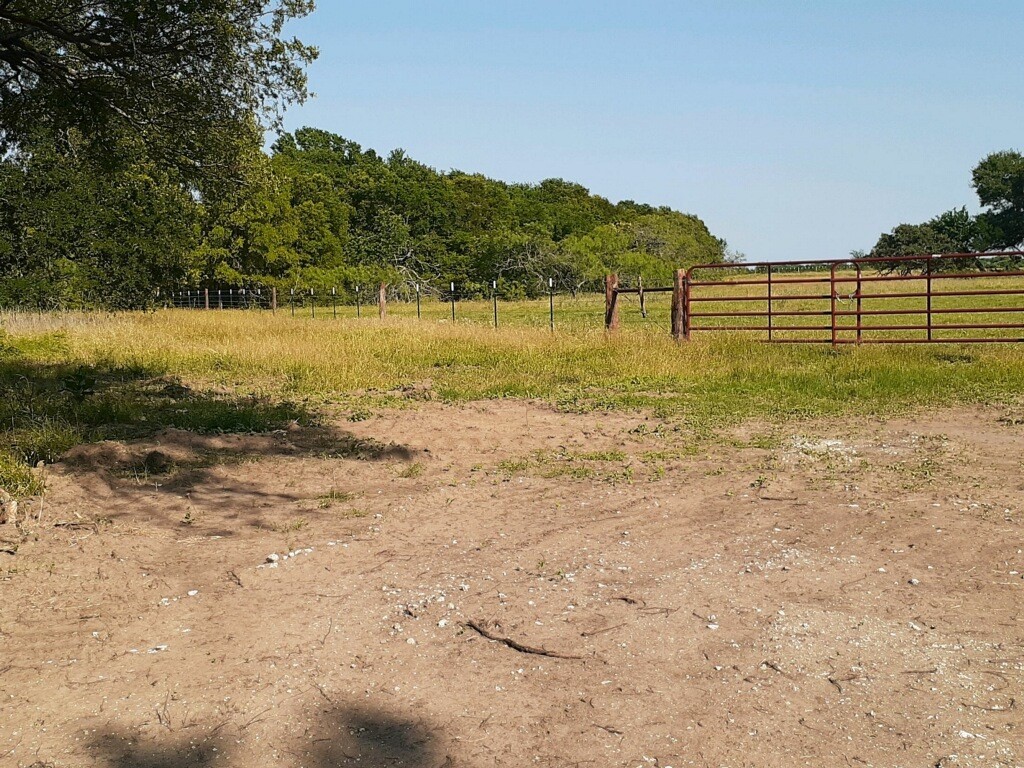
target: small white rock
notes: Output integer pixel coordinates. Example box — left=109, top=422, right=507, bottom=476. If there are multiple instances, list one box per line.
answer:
left=406, top=637, right=417, bottom=645
left=187, top=590, right=199, bottom=597
left=266, top=553, right=280, bottom=563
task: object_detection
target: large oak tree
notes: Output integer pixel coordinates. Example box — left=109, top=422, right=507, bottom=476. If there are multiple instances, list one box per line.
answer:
left=0, top=1, right=317, bottom=185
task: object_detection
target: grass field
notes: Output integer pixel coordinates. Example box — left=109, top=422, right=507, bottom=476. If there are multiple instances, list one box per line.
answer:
left=3, top=282, right=1024, bottom=496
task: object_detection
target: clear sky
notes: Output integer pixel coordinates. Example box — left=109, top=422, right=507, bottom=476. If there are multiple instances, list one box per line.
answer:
left=280, top=1, right=1024, bottom=263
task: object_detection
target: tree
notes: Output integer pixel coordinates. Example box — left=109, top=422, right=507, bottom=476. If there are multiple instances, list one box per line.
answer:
left=867, top=150, right=1024, bottom=266
left=0, top=1, right=317, bottom=186
left=0, top=129, right=199, bottom=309
left=870, top=208, right=976, bottom=259
left=972, top=150, right=1024, bottom=249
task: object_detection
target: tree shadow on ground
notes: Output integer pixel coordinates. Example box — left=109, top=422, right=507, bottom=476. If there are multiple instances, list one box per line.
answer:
left=89, top=705, right=453, bottom=767
left=0, top=353, right=418, bottom=515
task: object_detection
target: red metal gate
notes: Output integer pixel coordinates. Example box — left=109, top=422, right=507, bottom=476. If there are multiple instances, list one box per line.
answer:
left=680, top=251, right=1024, bottom=345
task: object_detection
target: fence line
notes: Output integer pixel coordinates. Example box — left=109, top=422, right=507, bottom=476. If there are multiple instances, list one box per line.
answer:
left=602, top=251, right=1024, bottom=345
left=166, top=277, right=577, bottom=330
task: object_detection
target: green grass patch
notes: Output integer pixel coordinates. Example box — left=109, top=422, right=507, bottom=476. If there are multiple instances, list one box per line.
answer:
left=3, top=302, right=1024, bottom=496
left=0, top=451, right=45, bottom=497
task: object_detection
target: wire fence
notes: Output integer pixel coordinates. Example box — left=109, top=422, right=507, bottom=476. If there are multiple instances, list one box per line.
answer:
left=161, top=279, right=631, bottom=331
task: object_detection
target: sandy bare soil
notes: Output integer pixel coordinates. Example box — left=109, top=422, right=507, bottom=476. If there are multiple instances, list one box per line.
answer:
left=1, top=401, right=1022, bottom=767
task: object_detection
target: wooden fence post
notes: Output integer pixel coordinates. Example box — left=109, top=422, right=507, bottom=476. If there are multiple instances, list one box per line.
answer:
left=604, top=274, right=619, bottom=331
left=378, top=282, right=387, bottom=319
left=204, top=288, right=210, bottom=310
left=638, top=275, right=647, bottom=318
left=271, top=287, right=277, bottom=314
left=671, top=269, right=686, bottom=340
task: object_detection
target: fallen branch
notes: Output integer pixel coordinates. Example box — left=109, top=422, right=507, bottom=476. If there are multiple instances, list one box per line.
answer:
left=962, top=697, right=1015, bottom=712
left=464, top=620, right=582, bottom=660
left=581, top=623, right=626, bottom=638
left=611, top=596, right=645, bottom=607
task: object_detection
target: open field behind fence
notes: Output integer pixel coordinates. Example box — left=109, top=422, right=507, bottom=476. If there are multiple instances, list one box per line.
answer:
left=5, top=253, right=1024, bottom=496
left=160, top=253, right=1024, bottom=342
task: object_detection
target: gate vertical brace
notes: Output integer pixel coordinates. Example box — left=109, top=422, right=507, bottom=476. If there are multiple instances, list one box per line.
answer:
left=767, top=265, right=773, bottom=342
left=671, top=269, right=685, bottom=340
left=830, top=265, right=838, bottom=348
left=604, top=274, right=619, bottom=331
left=926, top=258, right=933, bottom=341
left=684, top=270, right=692, bottom=340
left=856, top=265, right=863, bottom=344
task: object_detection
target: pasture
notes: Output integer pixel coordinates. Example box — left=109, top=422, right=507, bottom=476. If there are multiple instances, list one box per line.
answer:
left=1, top=303, right=1023, bottom=767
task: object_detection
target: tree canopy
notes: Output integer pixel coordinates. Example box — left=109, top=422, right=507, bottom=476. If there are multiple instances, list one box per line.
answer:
left=0, top=5, right=729, bottom=308
left=0, top=128, right=729, bottom=307
left=869, top=150, right=1024, bottom=263
left=0, top=1, right=317, bottom=187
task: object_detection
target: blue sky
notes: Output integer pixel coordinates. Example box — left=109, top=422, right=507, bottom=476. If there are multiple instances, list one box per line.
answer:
left=281, top=1, right=1024, bottom=262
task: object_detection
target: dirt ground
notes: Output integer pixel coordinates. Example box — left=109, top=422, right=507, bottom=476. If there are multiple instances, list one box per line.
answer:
left=1, top=400, right=1022, bottom=768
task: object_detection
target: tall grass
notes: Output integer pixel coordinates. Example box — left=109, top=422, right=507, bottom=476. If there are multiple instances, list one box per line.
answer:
left=4, top=303, right=1024, bottom=495
left=7, top=307, right=1024, bottom=416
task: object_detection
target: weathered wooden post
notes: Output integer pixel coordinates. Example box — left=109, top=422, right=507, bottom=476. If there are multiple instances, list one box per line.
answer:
left=671, top=269, right=686, bottom=341
left=638, top=275, right=647, bottom=318
left=378, top=282, right=387, bottom=319
left=548, top=277, right=554, bottom=331
left=271, top=287, right=277, bottom=314
left=604, top=274, right=619, bottom=331
left=204, top=288, right=210, bottom=310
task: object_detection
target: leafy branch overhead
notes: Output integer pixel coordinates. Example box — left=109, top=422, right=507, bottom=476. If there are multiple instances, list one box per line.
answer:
left=0, top=1, right=318, bottom=181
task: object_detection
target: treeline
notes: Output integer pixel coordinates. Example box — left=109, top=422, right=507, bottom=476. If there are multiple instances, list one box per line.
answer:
left=0, top=127, right=728, bottom=309
left=866, top=151, right=1024, bottom=266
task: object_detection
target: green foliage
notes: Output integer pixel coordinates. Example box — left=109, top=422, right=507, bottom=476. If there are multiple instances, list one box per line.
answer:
left=0, top=130, right=199, bottom=309
left=870, top=150, right=1024, bottom=263
left=0, top=1, right=317, bottom=189
left=972, top=150, right=1024, bottom=249
left=210, top=129, right=727, bottom=297
left=0, top=450, right=44, bottom=497
left=1, top=127, right=727, bottom=307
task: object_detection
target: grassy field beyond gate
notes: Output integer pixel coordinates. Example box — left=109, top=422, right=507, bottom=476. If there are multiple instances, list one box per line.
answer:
left=3, top=298, right=1024, bottom=498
